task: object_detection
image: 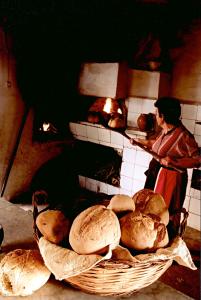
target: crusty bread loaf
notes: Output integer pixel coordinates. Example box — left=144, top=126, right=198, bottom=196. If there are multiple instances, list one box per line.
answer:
left=143, top=196, right=169, bottom=226
left=133, top=189, right=169, bottom=225
left=107, top=194, right=135, bottom=213
left=154, top=227, right=169, bottom=249
left=36, top=209, right=70, bottom=244
left=0, top=249, right=51, bottom=296
left=120, top=212, right=168, bottom=251
left=120, top=212, right=157, bottom=250
left=133, top=189, right=155, bottom=211
left=108, top=117, right=125, bottom=129
left=69, top=205, right=121, bottom=255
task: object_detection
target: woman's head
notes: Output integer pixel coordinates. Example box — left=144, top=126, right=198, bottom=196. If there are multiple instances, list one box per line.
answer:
left=154, top=97, right=181, bottom=126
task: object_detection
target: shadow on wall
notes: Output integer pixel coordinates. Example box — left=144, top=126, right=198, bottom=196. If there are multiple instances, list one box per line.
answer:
left=30, top=148, right=80, bottom=212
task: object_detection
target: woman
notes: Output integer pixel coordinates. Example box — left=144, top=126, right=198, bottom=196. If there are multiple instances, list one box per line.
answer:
left=131, top=97, right=201, bottom=238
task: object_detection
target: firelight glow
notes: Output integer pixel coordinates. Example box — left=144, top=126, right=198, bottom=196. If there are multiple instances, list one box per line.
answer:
left=103, top=98, right=112, bottom=113
left=42, top=122, right=50, bottom=131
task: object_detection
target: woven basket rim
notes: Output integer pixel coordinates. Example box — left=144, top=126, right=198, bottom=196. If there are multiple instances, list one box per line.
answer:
left=32, top=191, right=189, bottom=296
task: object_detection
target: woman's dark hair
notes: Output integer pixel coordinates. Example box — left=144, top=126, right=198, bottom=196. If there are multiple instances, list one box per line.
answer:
left=154, top=97, right=181, bottom=125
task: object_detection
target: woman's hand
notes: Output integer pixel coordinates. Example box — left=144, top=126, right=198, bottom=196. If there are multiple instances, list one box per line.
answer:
left=160, top=156, right=177, bottom=167
left=161, top=155, right=201, bottom=169
left=130, top=138, right=140, bottom=145
left=130, top=138, right=156, bottom=149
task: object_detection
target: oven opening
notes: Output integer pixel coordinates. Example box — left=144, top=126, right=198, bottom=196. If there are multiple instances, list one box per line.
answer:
left=87, top=97, right=127, bottom=129
left=32, top=95, right=127, bottom=142
left=74, top=140, right=122, bottom=187
left=33, top=110, right=73, bottom=142
left=69, top=95, right=127, bottom=128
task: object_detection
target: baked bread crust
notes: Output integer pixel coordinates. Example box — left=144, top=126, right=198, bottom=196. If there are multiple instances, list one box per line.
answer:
left=0, top=249, right=51, bottom=296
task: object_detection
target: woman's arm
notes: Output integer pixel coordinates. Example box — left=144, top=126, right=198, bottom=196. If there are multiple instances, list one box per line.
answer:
left=160, top=155, right=201, bottom=169
left=130, top=138, right=156, bottom=149
left=161, top=129, right=201, bottom=169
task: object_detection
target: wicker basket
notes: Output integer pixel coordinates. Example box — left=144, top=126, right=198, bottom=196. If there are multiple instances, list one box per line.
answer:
left=32, top=192, right=189, bottom=297
left=65, top=258, right=172, bottom=296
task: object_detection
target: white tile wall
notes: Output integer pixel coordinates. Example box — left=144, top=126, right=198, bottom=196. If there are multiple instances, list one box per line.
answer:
left=98, top=128, right=110, bottom=143
left=127, top=97, right=142, bottom=113
left=190, top=188, right=201, bottom=199
left=122, top=148, right=136, bottom=162
left=110, top=131, right=124, bottom=148
left=133, top=165, right=147, bottom=181
left=127, top=112, right=139, bottom=127
left=107, top=185, right=120, bottom=195
left=181, top=118, right=195, bottom=133
left=188, top=213, right=200, bottom=231
left=132, top=179, right=145, bottom=195
left=75, top=124, right=87, bottom=137
left=135, top=150, right=152, bottom=167
left=120, top=161, right=135, bottom=177
left=189, top=198, right=201, bottom=215
left=69, top=100, right=201, bottom=231
left=186, top=180, right=192, bottom=197
left=181, top=104, right=197, bottom=120
left=196, top=106, right=201, bottom=120
left=183, top=195, right=190, bottom=211
left=76, top=135, right=88, bottom=142
left=97, top=182, right=108, bottom=194
left=194, top=134, right=201, bottom=147
left=120, top=175, right=134, bottom=191
left=141, top=99, right=155, bottom=113
left=86, top=126, right=99, bottom=140
left=119, top=188, right=133, bottom=197
left=85, top=177, right=98, bottom=192
left=78, top=175, right=86, bottom=188
left=194, top=124, right=201, bottom=136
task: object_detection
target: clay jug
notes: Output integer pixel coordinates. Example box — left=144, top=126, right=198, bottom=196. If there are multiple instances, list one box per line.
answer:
left=137, top=113, right=155, bottom=132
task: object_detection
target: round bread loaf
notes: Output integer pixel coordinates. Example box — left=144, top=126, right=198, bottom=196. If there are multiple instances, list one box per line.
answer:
left=0, top=249, right=51, bottom=296
left=133, top=189, right=169, bottom=225
left=36, top=209, right=70, bottom=244
left=108, top=117, right=125, bottom=129
left=154, top=227, right=169, bottom=249
left=132, top=189, right=155, bottom=211
left=120, top=212, right=158, bottom=250
left=69, top=205, right=121, bottom=254
left=107, top=194, right=135, bottom=213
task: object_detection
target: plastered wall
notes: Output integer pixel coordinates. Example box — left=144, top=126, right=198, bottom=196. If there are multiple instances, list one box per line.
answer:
left=0, top=27, right=69, bottom=199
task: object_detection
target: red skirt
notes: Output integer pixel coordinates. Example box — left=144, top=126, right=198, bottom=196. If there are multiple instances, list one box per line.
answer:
left=154, top=168, right=182, bottom=207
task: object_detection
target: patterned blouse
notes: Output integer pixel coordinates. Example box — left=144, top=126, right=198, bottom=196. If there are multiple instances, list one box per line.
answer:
left=151, top=123, right=200, bottom=169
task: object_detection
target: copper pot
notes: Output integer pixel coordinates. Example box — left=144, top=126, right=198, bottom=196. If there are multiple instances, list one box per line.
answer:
left=137, top=113, right=155, bottom=132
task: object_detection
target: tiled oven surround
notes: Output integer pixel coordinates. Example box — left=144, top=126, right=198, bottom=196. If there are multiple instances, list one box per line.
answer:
left=69, top=97, right=201, bottom=231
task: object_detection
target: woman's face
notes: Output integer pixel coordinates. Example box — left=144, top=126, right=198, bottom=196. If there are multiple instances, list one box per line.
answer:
left=155, top=108, right=164, bottom=127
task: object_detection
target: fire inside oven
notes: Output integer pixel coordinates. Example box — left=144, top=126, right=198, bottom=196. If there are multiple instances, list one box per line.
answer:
left=87, top=97, right=127, bottom=129
left=33, top=96, right=127, bottom=141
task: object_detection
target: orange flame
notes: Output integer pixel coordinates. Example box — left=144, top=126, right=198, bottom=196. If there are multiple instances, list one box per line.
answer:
left=42, top=122, right=50, bottom=131
left=103, top=98, right=112, bottom=113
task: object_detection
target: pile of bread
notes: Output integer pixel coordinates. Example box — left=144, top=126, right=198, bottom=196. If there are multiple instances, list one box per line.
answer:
left=66, top=189, right=169, bottom=255
left=0, top=189, right=170, bottom=296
